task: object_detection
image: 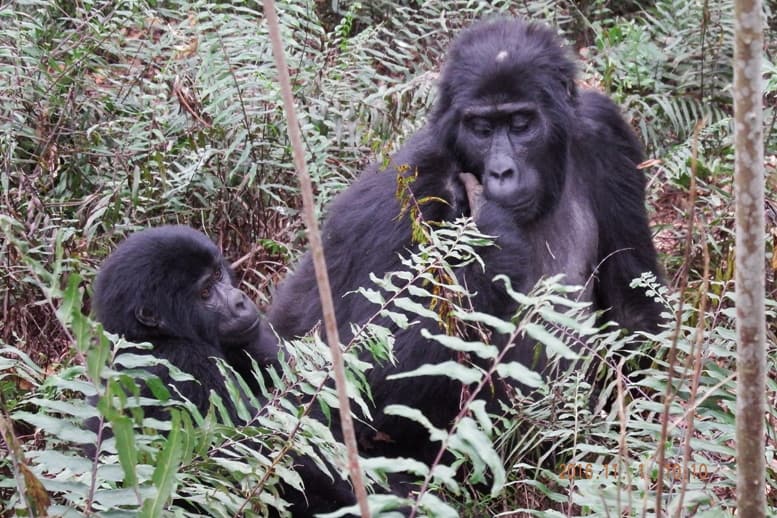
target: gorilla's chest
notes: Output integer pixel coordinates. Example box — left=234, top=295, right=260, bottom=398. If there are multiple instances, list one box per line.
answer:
left=525, top=192, right=598, bottom=298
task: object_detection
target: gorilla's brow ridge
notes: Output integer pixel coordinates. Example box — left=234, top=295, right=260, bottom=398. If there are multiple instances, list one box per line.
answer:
left=462, top=101, right=536, bottom=117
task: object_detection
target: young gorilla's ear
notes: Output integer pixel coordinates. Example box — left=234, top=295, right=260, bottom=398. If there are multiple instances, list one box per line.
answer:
left=135, top=306, right=160, bottom=327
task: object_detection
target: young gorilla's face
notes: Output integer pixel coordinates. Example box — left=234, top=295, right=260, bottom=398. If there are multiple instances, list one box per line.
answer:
left=95, top=225, right=262, bottom=349
left=194, top=262, right=261, bottom=348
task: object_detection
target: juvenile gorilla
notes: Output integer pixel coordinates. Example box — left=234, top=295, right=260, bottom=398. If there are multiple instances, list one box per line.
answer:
left=92, top=225, right=354, bottom=517
left=93, top=225, right=277, bottom=412
left=268, top=18, right=663, bottom=467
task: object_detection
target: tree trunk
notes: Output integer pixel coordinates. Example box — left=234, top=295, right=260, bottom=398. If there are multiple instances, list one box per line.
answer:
left=733, top=1, right=766, bottom=516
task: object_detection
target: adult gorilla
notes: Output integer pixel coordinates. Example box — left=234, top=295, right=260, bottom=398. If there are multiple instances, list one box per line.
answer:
left=91, top=225, right=355, bottom=517
left=268, top=19, right=662, bottom=465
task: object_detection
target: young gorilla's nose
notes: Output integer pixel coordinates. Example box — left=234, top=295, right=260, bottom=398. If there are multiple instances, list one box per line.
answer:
left=229, top=289, right=255, bottom=316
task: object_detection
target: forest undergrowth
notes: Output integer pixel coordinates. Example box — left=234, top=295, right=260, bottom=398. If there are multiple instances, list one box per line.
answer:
left=1, top=1, right=776, bottom=516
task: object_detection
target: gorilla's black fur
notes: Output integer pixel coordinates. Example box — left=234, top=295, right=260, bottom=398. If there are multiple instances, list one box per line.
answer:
left=93, top=225, right=277, bottom=415
left=91, top=225, right=355, bottom=517
left=269, top=17, right=662, bottom=472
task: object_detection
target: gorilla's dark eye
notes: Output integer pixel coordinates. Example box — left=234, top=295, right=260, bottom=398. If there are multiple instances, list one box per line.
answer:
left=510, top=113, right=533, bottom=134
left=200, top=287, right=211, bottom=299
left=466, top=117, right=493, bottom=138
left=214, top=269, right=223, bottom=281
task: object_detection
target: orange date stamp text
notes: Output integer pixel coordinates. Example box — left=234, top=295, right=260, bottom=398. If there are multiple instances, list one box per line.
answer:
left=558, top=461, right=710, bottom=481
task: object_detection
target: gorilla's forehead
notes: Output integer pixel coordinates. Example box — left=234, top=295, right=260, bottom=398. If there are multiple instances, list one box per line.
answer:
left=128, top=233, right=220, bottom=283
left=446, top=57, right=554, bottom=106
left=153, top=245, right=217, bottom=279
left=448, top=18, right=569, bottom=67
left=440, top=18, right=576, bottom=110
left=461, top=100, right=537, bottom=117
left=453, top=79, right=545, bottom=113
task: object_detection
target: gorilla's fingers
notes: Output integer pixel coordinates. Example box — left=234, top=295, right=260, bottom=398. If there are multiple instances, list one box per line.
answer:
left=459, top=172, right=483, bottom=219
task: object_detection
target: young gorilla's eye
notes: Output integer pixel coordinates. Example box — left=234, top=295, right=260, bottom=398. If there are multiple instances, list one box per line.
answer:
left=214, top=268, right=223, bottom=281
left=200, top=287, right=211, bottom=299
left=467, top=117, right=493, bottom=138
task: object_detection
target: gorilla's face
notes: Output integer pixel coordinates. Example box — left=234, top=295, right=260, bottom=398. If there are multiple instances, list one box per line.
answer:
left=431, top=20, right=577, bottom=226
left=452, top=97, right=567, bottom=225
left=95, top=225, right=262, bottom=349
left=193, top=263, right=261, bottom=348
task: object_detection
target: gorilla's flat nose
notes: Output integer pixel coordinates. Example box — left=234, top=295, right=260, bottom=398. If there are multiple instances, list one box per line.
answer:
left=230, top=290, right=256, bottom=316
left=488, top=166, right=515, bottom=181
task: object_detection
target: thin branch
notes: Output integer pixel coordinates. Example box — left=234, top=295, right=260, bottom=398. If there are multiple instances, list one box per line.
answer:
left=676, top=217, right=709, bottom=517
left=654, top=118, right=705, bottom=517
left=261, top=2, right=371, bottom=516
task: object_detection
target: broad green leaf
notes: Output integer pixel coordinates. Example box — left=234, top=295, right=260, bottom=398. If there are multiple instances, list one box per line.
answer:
left=453, top=309, right=516, bottom=334
left=92, top=487, right=157, bottom=508
left=361, top=456, right=429, bottom=476
left=430, top=464, right=459, bottom=493
left=537, top=306, right=598, bottom=336
left=523, top=323, right=578, bottom=359
left=406, top=284, right=434, bottom=298
left=111, top=415, right=138, bottom=487
left=356, top=286, right=385, bottom=305
left=379, top=309, right=410, bottom=329
left=495, top=362, right=544, bottom=388
left=450, top=416, right=506, bottom=493
left=87, top=332, right=112, bottom=385
left=417, top=492, right=458, bottom=518
left=56, top=273, right=81, bottom=325
left=467, top=400, right=492, bottom=436
left=493, top=274, right=535, bottom=305
left=140, top=411, right=184, bottom=517
left=392, top=296, right=439, bottom=320
left=388, top=361, right=481, bottom=385
left=13, top=411, right=96, bottom=444
left=27, top=398, right=97, bottom=420
left=420, top=329, right=498, bottom=359
left=384, top=405, right=446, bottom=442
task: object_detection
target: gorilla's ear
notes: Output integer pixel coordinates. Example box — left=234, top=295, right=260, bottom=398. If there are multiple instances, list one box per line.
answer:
left=562, top=76, right=577, bottom=101
left=135, top=306, right=160, bottom=328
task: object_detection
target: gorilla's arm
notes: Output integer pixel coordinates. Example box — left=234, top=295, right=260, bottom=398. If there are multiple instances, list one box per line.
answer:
left=462, top=201, right=530, bottom=311
left=269, top=139, right=462, bottom=343
left=578, top=91, right=664, bottom=333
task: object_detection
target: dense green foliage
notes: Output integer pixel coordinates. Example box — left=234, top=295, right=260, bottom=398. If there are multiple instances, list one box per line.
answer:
left=1, top=0, right=776, bottom=516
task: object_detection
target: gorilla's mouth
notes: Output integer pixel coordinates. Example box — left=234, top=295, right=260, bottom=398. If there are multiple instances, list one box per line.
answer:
left=500, top=195, right=542, bottom=223
left=460, top=170, right=538, bottom=221
left=220, top=318, right=261, bottom=346
left=483, top=186, right=542, bottom=224
left=490, top=189, right=536, bottom=211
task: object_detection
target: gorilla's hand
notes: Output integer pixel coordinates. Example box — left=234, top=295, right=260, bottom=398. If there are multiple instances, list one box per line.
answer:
left=459, top=172, right=484, bottom=219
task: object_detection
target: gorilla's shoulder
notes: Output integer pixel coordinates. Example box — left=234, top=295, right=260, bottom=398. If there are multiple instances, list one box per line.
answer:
left=332, top=127, right=452, bottom=210
left=358, top=127, right=451, bottom=178
left=335, top=166, right=398, bottom=205
left=576, top=90, right=643, bottom=162
left=320, top=170, right=402, bottom=241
